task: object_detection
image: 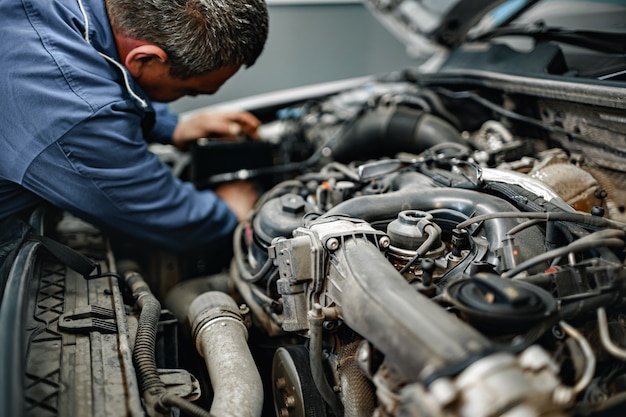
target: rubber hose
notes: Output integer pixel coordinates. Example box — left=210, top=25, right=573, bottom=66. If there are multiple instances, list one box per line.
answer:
left=308, top=305, right=343, bottom=416
left=328, top=106, right=465, bottom=163
left=125, top=271, right=165, bottom=394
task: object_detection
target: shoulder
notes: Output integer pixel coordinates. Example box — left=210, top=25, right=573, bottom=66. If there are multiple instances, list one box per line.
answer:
left=1, top=0, right=134, bottom=112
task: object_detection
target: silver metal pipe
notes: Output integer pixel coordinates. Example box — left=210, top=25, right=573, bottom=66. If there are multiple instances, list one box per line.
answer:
left=164, top=273, right=235, bottom=324
left=188, top=291, right=263, bottom=417
left=597, top=307, right=626, bottom=361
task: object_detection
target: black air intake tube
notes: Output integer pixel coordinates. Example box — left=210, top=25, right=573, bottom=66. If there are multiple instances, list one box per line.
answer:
left=328, top=106, right=466, bottom=163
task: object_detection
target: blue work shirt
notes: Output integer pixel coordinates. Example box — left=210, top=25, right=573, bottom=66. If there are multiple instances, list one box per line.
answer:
left=0, top=0, right=237, bottom=253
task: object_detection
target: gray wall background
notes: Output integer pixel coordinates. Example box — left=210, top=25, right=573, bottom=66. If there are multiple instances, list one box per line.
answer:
left=170, top=1, right=422, bottom=114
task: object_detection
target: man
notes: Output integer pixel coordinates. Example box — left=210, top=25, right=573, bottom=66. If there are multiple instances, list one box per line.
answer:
left=0, top=0, right=269, bottom=253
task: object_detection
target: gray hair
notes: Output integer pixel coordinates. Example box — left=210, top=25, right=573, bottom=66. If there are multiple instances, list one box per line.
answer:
left=105, top=0, right=269, bottom=79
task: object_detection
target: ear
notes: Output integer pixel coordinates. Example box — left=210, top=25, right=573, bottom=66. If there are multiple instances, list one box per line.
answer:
left=124, top=45, right=168, bottom=77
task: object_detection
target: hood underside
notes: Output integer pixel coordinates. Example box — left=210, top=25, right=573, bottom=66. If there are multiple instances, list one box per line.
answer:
left=366, top=0, right=518, bottom=52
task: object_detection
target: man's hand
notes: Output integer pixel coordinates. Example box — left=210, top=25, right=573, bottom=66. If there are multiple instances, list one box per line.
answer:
left=215, top=180, right=258, bottom=222
left=172, top=109, right=261, bottom=149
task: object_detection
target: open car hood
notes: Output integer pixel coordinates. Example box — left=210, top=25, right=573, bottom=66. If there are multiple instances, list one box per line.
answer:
left=366, top=0, right=529, bottom=54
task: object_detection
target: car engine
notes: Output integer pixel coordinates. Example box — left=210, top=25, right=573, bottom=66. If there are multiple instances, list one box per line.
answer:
left=222, top=72, right=626, bottom=417
left=3, top=69, right=626, bottom=417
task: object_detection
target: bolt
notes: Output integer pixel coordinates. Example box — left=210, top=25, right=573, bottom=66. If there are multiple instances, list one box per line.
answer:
left=326, top=237, right=339, bottom=251
left=591, top=206, right=605, bottom=217
left=281, top=193, right=305, bottom=214
left=357, top=344, right=370, bottom=363
left=552, top=325, right=565, bottom=340
left=285, top=395, right=296, bottom=408
left=279, top=407, right=290, bottom=417
left=323, top=321, right=337, bottom=331
left=379, top=236, right=390, bottom=249
left=275, top=377, right=286, bottom=389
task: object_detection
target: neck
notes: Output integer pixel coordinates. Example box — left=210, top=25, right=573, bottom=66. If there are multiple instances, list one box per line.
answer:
left=112, top=30, right=145, bottom=64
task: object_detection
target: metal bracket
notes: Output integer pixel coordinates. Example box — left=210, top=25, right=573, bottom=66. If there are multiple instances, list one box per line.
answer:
left=58, top=305, right=117, bottom=334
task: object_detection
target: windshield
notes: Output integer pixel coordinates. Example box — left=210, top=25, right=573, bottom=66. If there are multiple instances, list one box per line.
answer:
left=511, top=0, right=626, bottom=32
left=469, top=0, right=626, bottom=80
left=472, top=0, right=626, bottom=33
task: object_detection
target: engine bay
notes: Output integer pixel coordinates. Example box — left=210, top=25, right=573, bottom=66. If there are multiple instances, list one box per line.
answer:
left=221, top=72, right=626, bottom=417
left=4, top=68, right=626, bottom=417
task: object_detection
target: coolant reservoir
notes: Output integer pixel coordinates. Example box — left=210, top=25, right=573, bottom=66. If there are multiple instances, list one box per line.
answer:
left=387, top=210, right=439, bottom=250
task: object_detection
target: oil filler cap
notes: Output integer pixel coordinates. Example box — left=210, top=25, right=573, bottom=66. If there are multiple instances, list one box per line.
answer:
left=445, top=272, right=557, bottom=333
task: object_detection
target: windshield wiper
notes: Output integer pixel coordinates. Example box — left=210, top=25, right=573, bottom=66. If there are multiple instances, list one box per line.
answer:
left=470, top=25, right=626, bottom=55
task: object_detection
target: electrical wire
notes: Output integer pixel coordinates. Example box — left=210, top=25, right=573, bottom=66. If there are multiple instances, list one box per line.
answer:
left=501, top=228, right=625, bottom=278
left=434, top=87, right=626, bottom=159
left=321, top=161, right=361, bottom=182
left=199, top=104, right=370, bottom=187
left=456, top=210, right=626, bottom=232
left=506, top=218, right=545, bottom=236
left=398, top=224, right=441, bottom=274
left=232, top=221, right=274, bottom=283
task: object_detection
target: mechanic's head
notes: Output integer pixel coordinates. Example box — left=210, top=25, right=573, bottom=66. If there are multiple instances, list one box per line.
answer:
left=105, top=0, right=269, bottom=101
left=106, top=0, right=268, bottom=78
